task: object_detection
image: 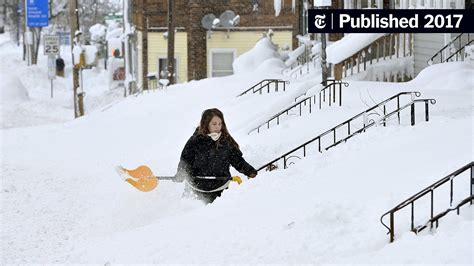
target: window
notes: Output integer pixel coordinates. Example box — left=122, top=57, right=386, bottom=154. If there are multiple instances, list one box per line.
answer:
left=210, top=50, right=235, bottom=77
left=158, top=58, right=177, bottom=80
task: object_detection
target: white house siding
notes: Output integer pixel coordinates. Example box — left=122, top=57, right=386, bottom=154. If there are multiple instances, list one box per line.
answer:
left=392, top=0, right=463, bottom=9
left=406, top=0, right=465, bottom=76
left=413, top=33, right=446, bottom=75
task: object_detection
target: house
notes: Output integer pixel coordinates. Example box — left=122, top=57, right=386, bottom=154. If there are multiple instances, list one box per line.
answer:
left=130, top=0, right=303, bottom=89
left=313, top=0, right=471, bottom=81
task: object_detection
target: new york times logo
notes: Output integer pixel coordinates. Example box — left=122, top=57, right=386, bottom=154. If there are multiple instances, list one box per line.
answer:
left=314, top=14, right=326, bottom=29
left=308, top=9, right=473, bottom=33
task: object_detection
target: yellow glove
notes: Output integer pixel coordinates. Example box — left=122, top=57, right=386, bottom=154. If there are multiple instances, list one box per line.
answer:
left=232, top=176, right=242, bottom=185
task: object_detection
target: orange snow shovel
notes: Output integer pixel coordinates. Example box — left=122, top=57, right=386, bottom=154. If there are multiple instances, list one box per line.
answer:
left=117, top=165, right=242, bottom=192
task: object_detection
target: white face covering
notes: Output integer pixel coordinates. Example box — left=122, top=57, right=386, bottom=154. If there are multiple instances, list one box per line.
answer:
left=208, top=132, right=222, bottom=141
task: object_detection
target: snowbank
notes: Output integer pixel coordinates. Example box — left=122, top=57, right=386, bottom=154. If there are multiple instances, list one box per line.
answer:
left=0, top=34, right=123, bottom=129
left=0, top=74, right=29, bottom=104
left=256, top=58, right=286, bottom=74
left=233, top=37, right=283, bottom=74
left=409, top=61, right=474, bottom=91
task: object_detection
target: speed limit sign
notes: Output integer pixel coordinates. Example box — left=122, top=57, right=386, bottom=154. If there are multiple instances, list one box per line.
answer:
left=44, top=35, right=60, bottom=55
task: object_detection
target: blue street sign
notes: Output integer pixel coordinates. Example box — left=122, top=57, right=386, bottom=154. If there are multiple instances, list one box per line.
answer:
left=27, top=0, right=48, bottom=27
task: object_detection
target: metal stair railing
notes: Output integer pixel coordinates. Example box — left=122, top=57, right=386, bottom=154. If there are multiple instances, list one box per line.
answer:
left=248, top=80, right=349, bottom=135
left=380, top=162, right=474, bottom=243
left=236, top=79, right=290, bottom=97
left=289, top=53, right=321, bottom=79
left=319, top=79, right=350, bottom=109
left=249, top=95, right=316, bottom=135
left=428, top=33, right=471, bottom=64
left=282, top=43, right=314, bottom=75
left=325, top=98, right=436, bottom=150
left=444, top=39, right=474, bottom=62
left=256, top=92, right=436, bottom=171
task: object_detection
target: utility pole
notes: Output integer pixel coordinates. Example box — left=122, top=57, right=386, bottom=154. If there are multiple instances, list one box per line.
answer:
left=24, top=0, right=31, bottom=65
left=69, top=0, right=84, bottom=118
left=166, top=0, right=175, bottom=85
left=22, top=0, right=26, bottom=60
left=321, top=31, right=328, bottom=86
left=315, top=1, right=331, bottom=86
left=16, top=0, right=21, bottom=46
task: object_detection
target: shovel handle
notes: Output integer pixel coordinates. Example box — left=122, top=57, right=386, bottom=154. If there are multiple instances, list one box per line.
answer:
left=158, top=176, right=235, bottom=181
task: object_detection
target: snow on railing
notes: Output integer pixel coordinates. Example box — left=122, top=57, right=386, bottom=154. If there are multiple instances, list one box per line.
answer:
left=332, top=33, right=413, bottom=81
left=282, top=40, right=320, bottom=78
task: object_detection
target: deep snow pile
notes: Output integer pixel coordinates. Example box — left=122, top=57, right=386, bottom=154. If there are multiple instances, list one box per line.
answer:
left=232, top=37, right=284, bottom=74
left=0, top=34, right=124, bottom=128
left=1, top=31, right=473, bottom=264
left=0, top=74, right=29, bottom=104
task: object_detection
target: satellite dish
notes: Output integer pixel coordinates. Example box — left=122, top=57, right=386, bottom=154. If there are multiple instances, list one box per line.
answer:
left=230, top=15, right=240, bottom=26
left=212, top=18, right=220, bottom=28
left=201, top=14, right=216, bottom=30
left=219, top=10, right=237, bottom=27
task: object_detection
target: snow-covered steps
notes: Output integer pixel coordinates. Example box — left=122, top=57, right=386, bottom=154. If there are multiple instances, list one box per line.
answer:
left=255, top=92, right=436, bottom=171
left=380, top=161, right=474, bottom=243
left=248, top=80, right=349, bottom=135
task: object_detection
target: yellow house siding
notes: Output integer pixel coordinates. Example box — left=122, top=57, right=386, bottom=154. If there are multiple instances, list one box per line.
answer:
left=206, top=31, right=293, bottom=77
left=148, top=32, right=188, bottom=83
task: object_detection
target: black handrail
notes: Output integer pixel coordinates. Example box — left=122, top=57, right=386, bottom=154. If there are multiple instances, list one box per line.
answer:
left=256, top=92, right=434, bottom=171
left=236, top=79, right=290, bottom=97
left=249, top=94, right=317, bottom=134
left=380, top=162, right=474, bottom=243
left=428, top=33, right=471, bottom=64
left=414, top=195, right=474, bottom=233
left=249, top=80, right=349, bottom=134
left=445, top=39, right=474, bottom=62
left=319, top=79, right=349, bottom=108
left=325, top=98, right=436, bottom=150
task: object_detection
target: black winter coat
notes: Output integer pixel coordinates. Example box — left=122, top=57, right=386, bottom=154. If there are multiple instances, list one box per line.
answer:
left=176, top=131, right=257, bottom=192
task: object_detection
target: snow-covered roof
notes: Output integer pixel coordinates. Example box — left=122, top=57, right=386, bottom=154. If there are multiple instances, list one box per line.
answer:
left=326, top=33, right=386, bottom=64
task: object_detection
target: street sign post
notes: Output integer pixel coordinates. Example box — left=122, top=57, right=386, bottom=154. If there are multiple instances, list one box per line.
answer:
left=48, top=55, right=56, bottom=98
left=44, top=35, right=59, bottom=98
left=26, top=0, right=48, bottom=27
